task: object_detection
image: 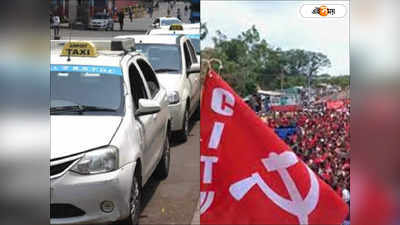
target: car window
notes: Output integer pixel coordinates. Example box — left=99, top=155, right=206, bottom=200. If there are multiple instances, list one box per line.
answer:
left=189, top=38, right=200, bottom=55
left=186, top=40, right=198, bottom=63
left=128, top=63, right=149, bottom=110
left=136, top=44, right=182, bottom=74
left=137, top=59, right=160, bottom=98
left=153, top=18, right=160, bottom=24
left=183, top=42, right=192, bottom=69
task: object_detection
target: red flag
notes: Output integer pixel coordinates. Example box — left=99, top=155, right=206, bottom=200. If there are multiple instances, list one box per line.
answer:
left=200, top=70, right=348, bottom=224
left=326, top=100, right=345, bottom=110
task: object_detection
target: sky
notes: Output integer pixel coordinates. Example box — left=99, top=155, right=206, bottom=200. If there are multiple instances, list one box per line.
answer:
left=201, top=1, right=350, bottom=76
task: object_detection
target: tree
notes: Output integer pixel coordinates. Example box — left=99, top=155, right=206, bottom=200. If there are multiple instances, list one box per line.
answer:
left=201, top=26, right=333, bottom=96
left=284, top=49, right=331, bottom=77
left=304, top=51, right=331, bottom=78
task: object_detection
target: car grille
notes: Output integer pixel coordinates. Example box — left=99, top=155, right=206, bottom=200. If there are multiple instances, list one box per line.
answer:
left=50, top=160, right=75, bottom=177
left=50, top=204, right=85, bottom=218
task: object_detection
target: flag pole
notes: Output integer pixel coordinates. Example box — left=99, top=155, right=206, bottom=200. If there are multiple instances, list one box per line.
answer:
left=203, top=58, right=223, bottom=77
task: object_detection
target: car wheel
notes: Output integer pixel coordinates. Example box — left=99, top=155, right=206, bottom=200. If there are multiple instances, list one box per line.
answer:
left=193, top=103, right=200, bottom=121
left=177, top=108, right=189, bottom=142
left=122, top=174, right=142, bottom=225
left=155, top=134, right=170, bottom=180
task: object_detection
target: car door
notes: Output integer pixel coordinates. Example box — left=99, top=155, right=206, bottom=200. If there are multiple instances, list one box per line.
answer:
left=136, top=58, right=167, bottom=162
left=183, top=40, right=200, bottom=114
left=187, top=40, right=201, bottom=108
left=128, top=61, right=158, bottom=179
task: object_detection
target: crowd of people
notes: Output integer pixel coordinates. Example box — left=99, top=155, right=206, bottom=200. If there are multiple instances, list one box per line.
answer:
left=261, top=100, right=350, bottom=204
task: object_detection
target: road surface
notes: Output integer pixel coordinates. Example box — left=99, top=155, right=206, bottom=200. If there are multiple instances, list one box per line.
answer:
left=138, top=120, right=200, bottom=225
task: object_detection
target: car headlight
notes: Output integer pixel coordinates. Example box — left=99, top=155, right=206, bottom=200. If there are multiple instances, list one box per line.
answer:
left=70, top=146, right=119, bottom=175
left=167, top=91, right=180, bottom=104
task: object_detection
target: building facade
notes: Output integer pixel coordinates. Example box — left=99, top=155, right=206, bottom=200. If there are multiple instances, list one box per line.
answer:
left=50, top=0, right=115, bottom=23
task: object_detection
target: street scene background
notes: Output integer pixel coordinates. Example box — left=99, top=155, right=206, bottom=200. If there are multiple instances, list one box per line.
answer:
left=50, top=0, right=193, bottom=40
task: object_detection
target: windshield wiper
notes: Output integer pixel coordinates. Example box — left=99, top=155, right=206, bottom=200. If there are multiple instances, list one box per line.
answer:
left=154, top=68, right=179, bottom=73
left=50, top=105, right=117, bottom=114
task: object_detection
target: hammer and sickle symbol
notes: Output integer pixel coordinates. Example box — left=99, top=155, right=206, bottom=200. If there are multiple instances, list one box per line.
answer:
left=229, top=151, right=320, bottom=225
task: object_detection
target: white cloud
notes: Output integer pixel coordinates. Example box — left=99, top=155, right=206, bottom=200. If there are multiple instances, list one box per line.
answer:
left=201, top=1, right=350, bottom=76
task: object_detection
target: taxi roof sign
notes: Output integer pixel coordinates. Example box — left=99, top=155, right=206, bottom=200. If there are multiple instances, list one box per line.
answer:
left=169, top=24, right=183, bottom=31
left=61, top=41, right=98, bottom=57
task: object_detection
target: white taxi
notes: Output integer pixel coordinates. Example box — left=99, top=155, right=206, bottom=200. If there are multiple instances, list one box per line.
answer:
left=147, top=25, right=200, bottom=60
left=114, top=34, right=201, bottom=141
left=50, top=39, right=170, bottom=225
left=151, top=17, right=200, bottom=30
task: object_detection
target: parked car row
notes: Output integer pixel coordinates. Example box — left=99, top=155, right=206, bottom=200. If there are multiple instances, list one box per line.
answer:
left=50, top=21, right=200, bottom=225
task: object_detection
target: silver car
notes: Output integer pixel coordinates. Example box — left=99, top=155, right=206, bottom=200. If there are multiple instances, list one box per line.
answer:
left=50, top=39, right=170, bottom=224
left=88, top=13, right=114, bottom=31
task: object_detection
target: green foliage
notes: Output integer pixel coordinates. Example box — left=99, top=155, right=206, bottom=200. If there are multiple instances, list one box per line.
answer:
left=201, top=26, right=335, bottom=96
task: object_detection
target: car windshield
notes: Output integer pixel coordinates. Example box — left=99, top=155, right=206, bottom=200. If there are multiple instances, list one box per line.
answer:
left=50, top=65, right=124, bottom=115
left=161, top=19, right=182, bottom=26
left=135, top=44, right=182, bottom=74
left=93, top=14, right=108, bottom=19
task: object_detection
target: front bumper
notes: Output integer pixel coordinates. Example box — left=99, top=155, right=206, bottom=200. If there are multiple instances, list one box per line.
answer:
left=88, top=24, right=107, bottom=29
left=168, top=102, right=185, bottom=131
left=50, top=162, right=134, bottom=224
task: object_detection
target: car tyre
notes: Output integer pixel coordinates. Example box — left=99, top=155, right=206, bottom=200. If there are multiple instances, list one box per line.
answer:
left=177, top=107, right=189, bottom=142
left=155, top=134, right=170, bottom=180
left=122, top=173, right=142, bottom=225
left=193, top=103, right=200, bottom=121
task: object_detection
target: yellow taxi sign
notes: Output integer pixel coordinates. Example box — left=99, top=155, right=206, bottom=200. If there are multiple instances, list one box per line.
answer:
left=169, top=24, right=183, bottom=31
left=61, top=41, right=98, bottom=57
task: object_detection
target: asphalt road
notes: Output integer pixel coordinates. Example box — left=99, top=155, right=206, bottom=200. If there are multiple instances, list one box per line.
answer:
left=138, top=120, right=200, bottom=225
left=52, top=28, right=146, bottom=40
left=51, top=17, right=150, bottom=40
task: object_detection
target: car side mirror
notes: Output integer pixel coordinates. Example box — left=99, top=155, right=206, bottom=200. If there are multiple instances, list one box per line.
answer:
left=135, top=99, right=161, bottom=117
left=187, top=63, right=200, bottom=76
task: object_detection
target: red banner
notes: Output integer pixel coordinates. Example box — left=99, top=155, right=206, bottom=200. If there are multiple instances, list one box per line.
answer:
left=326, top=100, right=345, bottom=110
left=200, top=70, right=348, bottom=224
